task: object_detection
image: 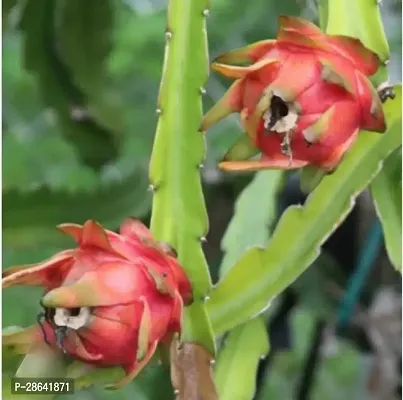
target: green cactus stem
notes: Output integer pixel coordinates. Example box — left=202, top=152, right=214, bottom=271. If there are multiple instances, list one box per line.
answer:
left=149, top=0, right=217, bottom=397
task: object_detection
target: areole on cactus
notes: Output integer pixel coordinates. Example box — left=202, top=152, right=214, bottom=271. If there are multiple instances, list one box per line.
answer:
left=201, top=16, right=387, bottom=173
left=2, top=219, right=192, bottom=389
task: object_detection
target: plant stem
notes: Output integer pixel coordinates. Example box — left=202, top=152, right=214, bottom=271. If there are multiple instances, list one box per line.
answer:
left=149, top=0, right=217, bottom=397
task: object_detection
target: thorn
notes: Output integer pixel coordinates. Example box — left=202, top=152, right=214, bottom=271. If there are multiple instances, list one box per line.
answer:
left=260, top=354, right=267, bottom=360
left=199, top=163, right=204, bottom=169
left=210, top=359, right=215, bottom=365
left=174, top=389, right=180, bottom=395
left=203, top=295, right=211, bottom=301
left=165, top=31, right=173, bottom=41
left=199, top=87, right=207, bottom=95
left=156, top=108, right=162, bottom=115
left=202, top=9, right=210, bottom=17
left=200, top=236, right=207, bottom=243
left=148, top=184, right=156, bottom=193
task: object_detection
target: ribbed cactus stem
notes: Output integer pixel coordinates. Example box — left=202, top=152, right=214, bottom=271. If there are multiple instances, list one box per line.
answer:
left=149, top=0, right=217, bottom=397
left=150, top=0, right=211, bottom=298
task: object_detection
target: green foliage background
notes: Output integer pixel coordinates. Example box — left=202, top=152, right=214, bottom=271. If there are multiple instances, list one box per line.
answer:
left=2, top=0, right=401, bottom=399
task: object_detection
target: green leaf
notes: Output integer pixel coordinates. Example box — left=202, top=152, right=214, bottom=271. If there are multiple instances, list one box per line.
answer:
left=2, top=33, right=51, bottom=131
left=58, top=0, right=125, bottom=134
left=215, top=318, right=269, bottom=400
left=325, top=0, right=390, bottom=86
left=207, top=86, right=402, bottom=335
left=19, top=0, right=119, bottom=168
left=220, top=170, right=283, bottom=277
left=2, top=133, right=98, bottom=192
left=108, top=10, right=166, bottom=80
left=371, top=147, right=402, bottom=271
left=3, top=168, right=151, bottom=249
left=59, top=0, right=112, bottom=97
left=149, top=0, right=215, bottom=353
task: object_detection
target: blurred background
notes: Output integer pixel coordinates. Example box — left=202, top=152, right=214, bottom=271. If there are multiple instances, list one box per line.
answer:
left=2, top=0, right=402, bottom=399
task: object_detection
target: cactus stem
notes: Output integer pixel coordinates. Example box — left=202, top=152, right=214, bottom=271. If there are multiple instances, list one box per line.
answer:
left=149, top=0, right=217, bottom=395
